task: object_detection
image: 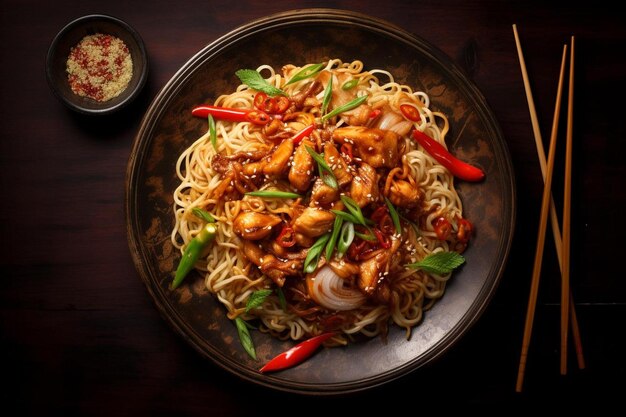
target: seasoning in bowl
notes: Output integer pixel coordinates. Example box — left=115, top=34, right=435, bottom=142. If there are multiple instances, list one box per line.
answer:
left=66, top=33, right=133, bottom=102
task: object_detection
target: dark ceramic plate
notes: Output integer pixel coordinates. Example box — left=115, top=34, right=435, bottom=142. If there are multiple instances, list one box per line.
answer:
left=126, top=9, right=515, bottom=394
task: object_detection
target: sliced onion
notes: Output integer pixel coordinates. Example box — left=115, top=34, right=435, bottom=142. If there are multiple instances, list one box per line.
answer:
left=307, top=266, right=365, bottom=311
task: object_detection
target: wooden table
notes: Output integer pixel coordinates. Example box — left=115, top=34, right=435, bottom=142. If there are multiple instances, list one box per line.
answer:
left=2, top=1, right=624, bottom=413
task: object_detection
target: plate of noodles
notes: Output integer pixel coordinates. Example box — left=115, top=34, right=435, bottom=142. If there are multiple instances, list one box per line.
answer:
left=126, top=9, right=515, bottom=394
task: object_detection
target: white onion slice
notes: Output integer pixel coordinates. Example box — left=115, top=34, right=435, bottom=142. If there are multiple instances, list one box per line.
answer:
left=307, top=266, right=365, bottom=311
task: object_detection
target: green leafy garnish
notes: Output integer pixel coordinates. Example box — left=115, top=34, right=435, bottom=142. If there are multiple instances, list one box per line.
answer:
left=305, top=145, right=338, bottom=190
left=321, top=94, right=368, bottom=123
left=321, top=74, right=333, bottom=117
left=245, top=190, right=302, bottom=199
left=405, top=252, right=465, bottom=275
left=303, top=233, right=331, bottom=274
left=330, top=209, right=361, bottom=225
left=354, top=229, right=377, bottom=241
left=341, top=79, right=359, bottom=90
left=192, top=207, right=216, bottom=223
left=235, top=317, right=257, bottom=360
left=340, top=195, right=369, bottom=227
left=245, top=289, right=273, bottom=312
left=284, top=62, right=325, bottom=86
left=208, top=114, right=217, bottom=150
left=384, top=197, right=402, bottom=235
left=235, top=69, right=286, bottom=97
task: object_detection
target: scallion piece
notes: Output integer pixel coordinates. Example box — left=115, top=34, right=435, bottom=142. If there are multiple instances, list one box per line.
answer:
left=245, top=190, right=302, bottom=199
left=235, top=317, right=257, bottom=360
left=341, top=79, right=359, bottom=90
left=305, top=145, right=338, bottom=190
left=192, top=207, right=216, bottom=223
left=384, top=197, right=402, bottom=235
left=354, top=230, right=377, bottom=241
left=321, top=74, right=333, bottom=117
left=208, top=114, right=217, bottom=150
left=325, top=215, right=344, bottom=261
left=340, top=195, right=367, bottom=226
left=303, top=233, right=331, bottom=274
left=330, top=209, right=360, bottom=224
left=337, top=222, right=355, bottom=257
left=321, top=94, right=368, bottom=123
left=284, top=62, right=326, bottom=86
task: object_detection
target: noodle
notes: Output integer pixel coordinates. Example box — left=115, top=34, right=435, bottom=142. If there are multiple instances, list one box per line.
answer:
left=171, top=59, right=470, bottom=344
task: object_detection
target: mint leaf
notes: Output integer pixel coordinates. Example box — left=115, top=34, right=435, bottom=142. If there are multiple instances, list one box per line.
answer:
left=245, top=289, right=273, bottom=312
left=406, top=252, right=465, bottom=275
left=235, top=69, right=286, bottom=97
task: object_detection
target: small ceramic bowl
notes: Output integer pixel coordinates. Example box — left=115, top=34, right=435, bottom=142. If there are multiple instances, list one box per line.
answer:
left=46, top=14, right=148, bottom=115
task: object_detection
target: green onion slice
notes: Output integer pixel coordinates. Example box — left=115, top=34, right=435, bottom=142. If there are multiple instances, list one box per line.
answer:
left=337, top=222, right=355, bottom=257
left=303, top=233, right=331, bottom=274
left=321, top=94, right=368, bottom=123
left=321, top=74, right=333, bottom=117
left=245, top=190, right=302, bottom=199
left=305, top=145, right=338, bottom=190
left=192, top=207, right=216, bottom=223
left=384, top=197, right=402, bottom=235
left=235, top=317, right=257, bottom=360
left=284, top=62, right=326, bottom=86
left=325, top=215, right=344, bottom=261
left=208, top=114, right=217, bottom=150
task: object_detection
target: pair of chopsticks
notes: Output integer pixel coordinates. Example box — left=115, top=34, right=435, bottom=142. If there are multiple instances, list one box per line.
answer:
left=512, top=25, right=584, bottom=392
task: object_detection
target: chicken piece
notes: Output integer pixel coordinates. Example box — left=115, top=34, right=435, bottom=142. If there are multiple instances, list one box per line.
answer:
left=324, top=142, right=352, bottom=187
left=328, top=259, right=360, bottom=279
left=293, top=207, right=335, bottom=238
left=350, top=163, right=379, bottom=208
left=290, top=81, right=323, bottom=109
left=358, top=237, right=401, bottom=295
left=388, top=178, right=421, bottom=208
left=233, top=212, right=282, bottom=240
left=263, top=138, right=294, bottom=177
left=241, top=240, right=286, bottom=287
left=332, top=126, right=400, bottom=168
left=310, top=178, right=340, bottom=207
left=288, top=139, right=315, bottom=192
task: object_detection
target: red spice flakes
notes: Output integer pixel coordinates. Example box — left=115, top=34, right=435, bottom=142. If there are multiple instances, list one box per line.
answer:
left=66, top=33, right=133, bottom=102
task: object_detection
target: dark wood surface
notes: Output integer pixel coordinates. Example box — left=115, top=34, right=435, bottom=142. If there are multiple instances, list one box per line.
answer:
left=1, top=0, right=624, bottom=413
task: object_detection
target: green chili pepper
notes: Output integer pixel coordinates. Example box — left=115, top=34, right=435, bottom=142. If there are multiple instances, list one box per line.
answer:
left=321, top=94, right=368, bottom=123
left=284, top=62, right=325, bottom=86
left=171, top=223, right=217, bottom=289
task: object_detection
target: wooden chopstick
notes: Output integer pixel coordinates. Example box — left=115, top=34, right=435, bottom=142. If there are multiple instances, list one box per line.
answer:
left=561, top=36, right=575, bottom=375
left=515, top=43, right=568, bottom=393
left=513, top=25, right=585, bottom=374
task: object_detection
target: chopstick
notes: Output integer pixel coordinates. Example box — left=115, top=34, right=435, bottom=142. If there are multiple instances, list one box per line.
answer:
left=561, top=36, right=575, bottom=375
left=515, top=43, right=568, bottom=393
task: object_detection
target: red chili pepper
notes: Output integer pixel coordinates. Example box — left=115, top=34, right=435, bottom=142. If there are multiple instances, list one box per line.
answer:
left=369, top=109, right=382, bottom=119
left=276, top=226, right=296, bottom=248
left=273, top=96, right=290, bottom=114
left=191, top=105, right=271, bottom=126
left=291, top=124, right=316, bottom=145
left=400, top=103, right=421, bottom=122
left=456, top=217, right=473, bottom=243
left=259, top=332, right=335, bottom=373
left=370, top=206, right=388, bottom=223
left=433, top=216, right=452, bottom=241
left=253, top=92, right=272, bottom=112
left=411, top=129, right=485, bottom=182
left=373, top=228, right=391, bottom=249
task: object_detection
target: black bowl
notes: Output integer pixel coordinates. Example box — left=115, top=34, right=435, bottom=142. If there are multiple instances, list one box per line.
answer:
left=46, top=14, right=148, bottom=115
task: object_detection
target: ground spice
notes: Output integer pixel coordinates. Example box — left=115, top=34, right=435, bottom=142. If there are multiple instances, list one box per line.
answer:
left=66, top=33, right=133, bottom=102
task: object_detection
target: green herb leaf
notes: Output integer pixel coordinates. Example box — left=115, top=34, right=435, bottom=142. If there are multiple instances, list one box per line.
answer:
left=337, top=222, right=355, bottom=257
left=245, top=190, right=302, bottom=199
left=325, top=215, right=344, bottom=261
left=341, top=79, right=359, bottom=90
left=321, top=94, right=368, bottom=123
left=405, top=252, right=465, bottom=275
left=208, top=114, right=217, bottom=150
left=235, top=317, right=257, bottom=360
left=384, top=197, right=402, bottom=235
left=284, top=62, right=325, bottom=86
left=276, top=287, right=287, bottom=311
left=245, top=289, right=273, bottom=312
left=235, top=69, right=286, bottom=97
left=305, top=145, right=338, bottom=190
left=303, top=233, right=331, bottom=274
left=192, top=207, right=216, bottom=223
left=321, top=74, right=333, bottom=117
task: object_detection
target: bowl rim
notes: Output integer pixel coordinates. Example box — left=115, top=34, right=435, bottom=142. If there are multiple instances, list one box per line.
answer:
left=46, top=13, right=148, bottom=115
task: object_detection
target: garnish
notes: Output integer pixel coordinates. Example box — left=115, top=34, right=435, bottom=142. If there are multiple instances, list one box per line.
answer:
left=405, top=251, right=465, bottom=275
left=325, top=215, right=344, bottom=261
left=336, top=222, right=355, bottom=257
left=276, top=287, right=287, bottom=311
left=208, top=114, right=217, bottom=150
left=341, top=79, right=359, bottom=90
left=384, top=197, right=402, bottom=235
left=321, top=74, right=333, bottom=117
left=321, top=94, right=368, bottom=123
left=339, top=195, right=369, bottom=227
left=284, top=62, right=325, bottom=86
left=235, top=69, right=286, bottom=97
left=259, top=332, right=335, bottom=373
left=303, top=233, right=331, bottom=274
left=305, top=145, right=338, bottom=189
left=192, top=207, right=216, bottom=223
left=245, top=289, right=273, bottom=312
left=235, top=317, right=257, bottom=359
